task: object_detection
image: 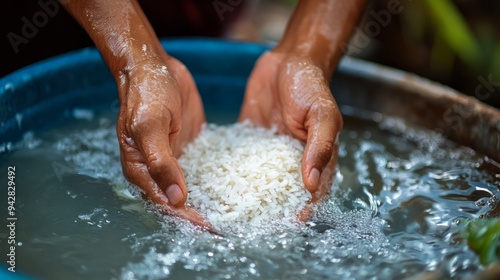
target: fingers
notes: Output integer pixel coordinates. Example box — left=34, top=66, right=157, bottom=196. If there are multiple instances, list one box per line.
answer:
left=297, top=153, right=337, bottom=222
left=167, top=205, right=216, bottom=233
left=129, top=113, right=188, bottom=207
left=298, top=205, right=314, bottom=222
left=302, top=97, right=343, bottom=193
left=311, top=153, right=336, bottom=202
left=120, top=153, right=213, bottom=231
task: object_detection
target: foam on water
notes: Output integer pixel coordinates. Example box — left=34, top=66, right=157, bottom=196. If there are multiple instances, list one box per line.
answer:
left=1, top=109, right=499, bottom=280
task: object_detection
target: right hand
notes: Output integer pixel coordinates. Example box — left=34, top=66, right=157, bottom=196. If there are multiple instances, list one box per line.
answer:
left=239, top=51, right=342, bottom=220
left=116, top=56, right=212, bottom=230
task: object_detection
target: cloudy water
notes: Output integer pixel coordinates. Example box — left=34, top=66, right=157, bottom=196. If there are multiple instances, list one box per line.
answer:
left=0, top=107, right=499, bottom=280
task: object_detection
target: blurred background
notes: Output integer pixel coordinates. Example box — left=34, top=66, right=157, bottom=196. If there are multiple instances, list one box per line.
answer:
left=2, top=0, right=499, bottom=108
left=226, top=0, right=500, bottom=108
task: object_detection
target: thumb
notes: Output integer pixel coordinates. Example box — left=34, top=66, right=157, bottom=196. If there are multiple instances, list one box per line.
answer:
left=120, top=151, right=211, bottom=230
left=302, top=99, right=342, bottom=193
left=132, top=117, right=188, bottom=207
left=149, top=155, right=187, bottom=208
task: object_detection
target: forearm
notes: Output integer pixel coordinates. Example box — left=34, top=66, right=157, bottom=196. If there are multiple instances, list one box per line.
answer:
left=62, top=0, right=166, bottom=76
left=275, top=0, right=367, bottom=77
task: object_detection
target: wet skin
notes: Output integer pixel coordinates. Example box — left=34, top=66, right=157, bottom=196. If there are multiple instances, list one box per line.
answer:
left=62, top=0, right=367, bottom=228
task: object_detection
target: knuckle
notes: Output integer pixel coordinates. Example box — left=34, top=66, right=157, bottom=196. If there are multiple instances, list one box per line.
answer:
left=121, top=161, right=144, bottom=187
left=128, top=107, right=173, bottom=136
left=310, top=96, right=343, bottom=132
left=146, top=154, right=169, bottom=178
left=169, top=121, right=181, bottom=139
left=312, top=97, right=334, bottom=110
left=310, top=97, right=337, bottom=118
left=129, top=113, right=150, bottom=135
left=117, top=130, right=137, bottom=149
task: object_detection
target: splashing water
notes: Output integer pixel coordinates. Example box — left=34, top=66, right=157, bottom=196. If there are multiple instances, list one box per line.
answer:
left=0, top=108, right=499, bottom=280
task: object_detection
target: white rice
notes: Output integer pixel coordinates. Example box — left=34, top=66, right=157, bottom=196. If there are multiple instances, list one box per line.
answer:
left=179, top=121, right=311, bottom=226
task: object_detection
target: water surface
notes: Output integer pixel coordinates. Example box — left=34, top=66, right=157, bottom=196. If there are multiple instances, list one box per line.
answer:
left=1, top=107, right=499, bottom=280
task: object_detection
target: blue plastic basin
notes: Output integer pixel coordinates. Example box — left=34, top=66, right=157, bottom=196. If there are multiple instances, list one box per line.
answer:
left=1, top=38, right=500, bottom=279
left=2, top=38, right=499, bottom=162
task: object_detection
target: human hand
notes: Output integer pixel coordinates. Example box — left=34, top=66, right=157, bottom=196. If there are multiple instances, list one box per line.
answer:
left=116, top=56, right=212, bottom=230
left=61, top=0, right=213, bottom=229
left=239, top=51, right=343, bottom=219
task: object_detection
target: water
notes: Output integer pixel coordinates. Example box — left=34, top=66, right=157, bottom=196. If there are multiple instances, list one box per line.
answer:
left=1, top=107, right=499, bottom=280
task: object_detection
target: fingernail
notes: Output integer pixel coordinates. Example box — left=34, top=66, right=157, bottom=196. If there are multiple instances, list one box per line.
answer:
left=166, top=184, right=183, bottom=206
left=308, top=168, right=320, bottom=192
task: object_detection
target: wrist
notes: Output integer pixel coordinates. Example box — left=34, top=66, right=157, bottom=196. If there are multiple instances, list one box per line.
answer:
left=274, top=0, right=367, bottom=79
left=116, top=53, right=175, bottom=101
left=63, top=0, right=169, bottom=76
left=111, top=41, right=169, bottom=76
left=273, top=41, right=339, bottom=79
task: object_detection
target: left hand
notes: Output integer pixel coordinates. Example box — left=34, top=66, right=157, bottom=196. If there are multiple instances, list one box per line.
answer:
left=239, top=50, right=343, bottom=217
left=116, top=56, right=211, bottom=230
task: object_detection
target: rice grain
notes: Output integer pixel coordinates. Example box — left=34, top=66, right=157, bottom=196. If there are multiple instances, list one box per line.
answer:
left=179, top=121, right=311, bottom=226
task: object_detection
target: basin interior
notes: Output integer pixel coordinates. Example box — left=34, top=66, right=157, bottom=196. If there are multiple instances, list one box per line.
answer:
left=1, top=39, right=500, bottom=279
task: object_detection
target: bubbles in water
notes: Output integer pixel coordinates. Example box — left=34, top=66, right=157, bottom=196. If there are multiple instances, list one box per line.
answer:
left=72, top=108, right=95, bottom=121
left=2, top=112, right=498, bottom=279
left=19, top=131, right=42, bottom=149
left=78, top=208, right=111, bottom=228
left=3, top=82, right=14, bottom=92
left=0, top=142, right=13, bottom=153
left=119, top=202, right=399, bottom=280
